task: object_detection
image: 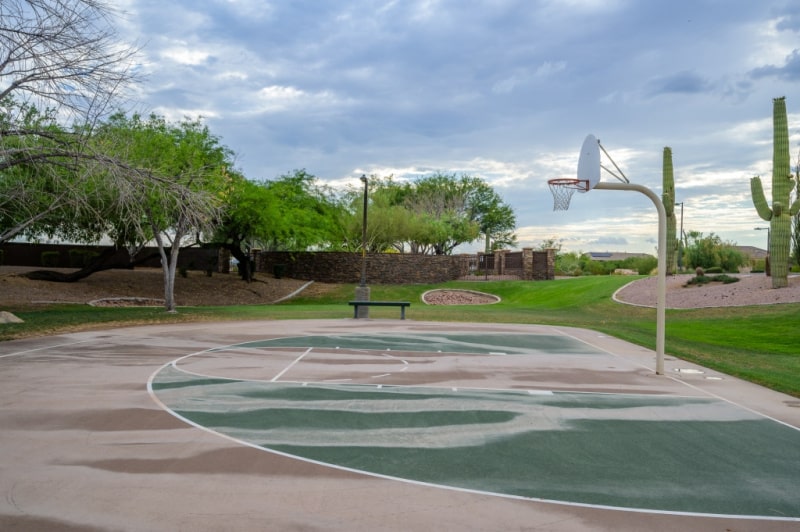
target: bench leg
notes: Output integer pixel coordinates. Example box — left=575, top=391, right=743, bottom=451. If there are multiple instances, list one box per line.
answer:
left=400, top=307, right=405, bottom=320
left=353, top=305, right=359, bottom=318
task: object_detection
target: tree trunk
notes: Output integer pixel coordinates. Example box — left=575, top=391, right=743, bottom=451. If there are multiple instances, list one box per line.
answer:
left=23, top=247, right=159, bottom=282
left=163, top=242, right=181, bottom=313
left=228, top=244, right=253, bottom=282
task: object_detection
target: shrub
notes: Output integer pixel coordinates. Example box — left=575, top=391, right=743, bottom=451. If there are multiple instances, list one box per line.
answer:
left=750, top=258, right=766, bottom=272
left=634, top=256, right=657, bottom=275
left=684, top=274, right=740, bottom=286
left=684, top=231, right=745, bottom=272
left=41, top=251, right=60, bottom=267
left=68, top=249, right=99, bottom=268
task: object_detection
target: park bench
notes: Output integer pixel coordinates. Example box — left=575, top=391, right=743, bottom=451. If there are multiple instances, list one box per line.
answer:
left=348, top=300, right=411, bottom=320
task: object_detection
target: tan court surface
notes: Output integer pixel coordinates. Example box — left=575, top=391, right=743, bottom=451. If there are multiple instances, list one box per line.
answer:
left=1, top=318, right=799, bottom=531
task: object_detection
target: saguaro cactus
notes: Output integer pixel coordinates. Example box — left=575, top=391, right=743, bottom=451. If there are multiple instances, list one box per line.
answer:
left=662, top=147, right=677, bottom=275
left=751, top=97, right=800, bottom=288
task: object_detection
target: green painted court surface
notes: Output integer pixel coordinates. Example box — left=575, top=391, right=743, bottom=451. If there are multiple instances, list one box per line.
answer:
left=151, top=333, right=800, bottom=519
left=229, top=332, right=604, bottom=355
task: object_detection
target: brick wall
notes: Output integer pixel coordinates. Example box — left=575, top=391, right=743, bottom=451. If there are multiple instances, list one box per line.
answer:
left=483, top=248, right=555, bottom=280
left=255, top=249, right=555, bottom=284
left=255, top=251, right=471, bottom=284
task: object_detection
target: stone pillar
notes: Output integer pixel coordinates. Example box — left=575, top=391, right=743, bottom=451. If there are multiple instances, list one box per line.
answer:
left=493, top=249, right=504, bottom=275
left=354, top=285, right=370, bottom=318
left=522, top=248, right=533, bottom=280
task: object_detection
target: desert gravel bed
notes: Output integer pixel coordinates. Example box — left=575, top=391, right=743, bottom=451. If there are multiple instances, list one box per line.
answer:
left=613, top=273, right=800, bottom=309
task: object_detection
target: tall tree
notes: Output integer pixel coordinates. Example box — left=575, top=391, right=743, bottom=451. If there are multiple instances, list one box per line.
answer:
left=259, top=170, right=339, bottom=251
left=463, top=177, right=517, bottom=252
left=97, top=113, right=228, bottom=312
left=333, top=173, right=515, bottom=255
left=334, top=177, right=418, bottom=253
left=406, top=173, right=515, bottom=255
left=0, top=0, right=138, bottom=121
left=212, top=170, right=338, bottom=281
left=0, top=0, right=138, bottom=243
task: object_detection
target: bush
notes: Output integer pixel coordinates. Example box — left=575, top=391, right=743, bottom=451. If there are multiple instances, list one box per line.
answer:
left=705, top=266, right=723, bottom=274
left=68, top=249, right=99, bottom=268
left=684, top=274, right=740, bottom=286
left=40, top=251, right=60, bottom=267
left=634, top=256, right=658, bottom=275
left=684, top=231, right=745, bottom=272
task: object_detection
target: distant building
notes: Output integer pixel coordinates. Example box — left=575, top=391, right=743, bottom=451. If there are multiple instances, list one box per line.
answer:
left=735, top=246, right=767, bottom=260
left=584, top=251, right=654, bottom=262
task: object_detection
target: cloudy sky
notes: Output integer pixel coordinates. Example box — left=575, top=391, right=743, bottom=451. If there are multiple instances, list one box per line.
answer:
left=114, top=0, right=800, bottom=254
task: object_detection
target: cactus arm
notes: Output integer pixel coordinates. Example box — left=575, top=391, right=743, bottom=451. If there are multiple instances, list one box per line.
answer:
left=790, top=197, right=800, bottom=217
left=750, top=176, right=773, bottom=220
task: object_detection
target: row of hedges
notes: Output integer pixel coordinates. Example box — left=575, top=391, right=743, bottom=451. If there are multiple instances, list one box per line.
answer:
left=0, top=243, right=224, bottom=272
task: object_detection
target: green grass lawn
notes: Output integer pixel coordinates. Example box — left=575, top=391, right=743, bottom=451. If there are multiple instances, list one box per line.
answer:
left=2, top=275, right=798, bottom=398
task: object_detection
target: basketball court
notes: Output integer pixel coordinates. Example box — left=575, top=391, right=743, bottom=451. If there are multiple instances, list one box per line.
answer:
left=2, top=135, right=797, bottom=530
left=1, top=318, right=798, bottom=531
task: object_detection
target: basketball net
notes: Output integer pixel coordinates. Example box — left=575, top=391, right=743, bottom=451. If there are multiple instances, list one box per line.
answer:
left=547, top=178, right=589, bottom=211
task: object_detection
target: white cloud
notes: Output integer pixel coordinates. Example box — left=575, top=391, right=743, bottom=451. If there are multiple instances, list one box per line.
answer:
left=160, top=45, right=212, bottom=66
left=117, top=0, right=800, bottom=254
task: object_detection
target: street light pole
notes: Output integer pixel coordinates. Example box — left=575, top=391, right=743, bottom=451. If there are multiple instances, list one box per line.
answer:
left=359, top=175, right=368, bottom=287
left=355, top=175, right=371, bottom=317
left=675, top=202, right=684, bottom=270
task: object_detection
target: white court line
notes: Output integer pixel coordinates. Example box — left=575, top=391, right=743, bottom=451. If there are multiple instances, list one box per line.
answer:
left=0, top=338, right=97, bottom=358
left=271, top=347, right=313, bottom=382
left=148, top=350, right=800, bottom=523
left=148, top=369, right=800, bottom=522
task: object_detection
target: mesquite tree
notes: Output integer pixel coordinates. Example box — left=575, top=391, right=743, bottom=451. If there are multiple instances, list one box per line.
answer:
left=751, top=97, right=800, bottom=288
left=0, top=0, right=139, bottom=243
left=96, top=114, right=228, bottom=312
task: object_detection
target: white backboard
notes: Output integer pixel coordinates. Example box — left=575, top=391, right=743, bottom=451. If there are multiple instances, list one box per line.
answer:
left=577, top=134, right=601, bottom=189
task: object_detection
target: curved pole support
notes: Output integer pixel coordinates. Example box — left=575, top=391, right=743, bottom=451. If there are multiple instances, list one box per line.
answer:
left=595, top=181, right=666, bottom=375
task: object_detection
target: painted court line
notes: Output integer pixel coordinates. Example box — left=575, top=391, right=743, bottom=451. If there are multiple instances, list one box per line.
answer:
left=0, top=338, right=97, bottom=358
left=271, top=347, right=313, bottom=382
left=149, top=354, right=800, bottom=522
left=146, top=333, right=800, bottom=521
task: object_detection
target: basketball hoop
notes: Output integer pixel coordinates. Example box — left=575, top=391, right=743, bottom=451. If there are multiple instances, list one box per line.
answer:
left=547, top=178, right=589, bottom=211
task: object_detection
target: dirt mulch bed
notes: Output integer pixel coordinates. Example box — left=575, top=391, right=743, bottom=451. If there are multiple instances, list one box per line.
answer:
left=422, top=289, right=500, bottom=305
left=0, top=267, right=334, bottom=307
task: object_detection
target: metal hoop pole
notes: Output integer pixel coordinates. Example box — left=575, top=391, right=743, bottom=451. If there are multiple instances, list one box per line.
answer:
left=598, top=141, right=629, bottom=183
left=595, top=181, right=666, bottom=375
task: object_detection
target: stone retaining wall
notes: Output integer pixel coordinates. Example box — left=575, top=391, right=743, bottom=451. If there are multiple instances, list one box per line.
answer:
left=256, top=251, right=470, bottom=284
left=255, top=248, right=555, bottom=284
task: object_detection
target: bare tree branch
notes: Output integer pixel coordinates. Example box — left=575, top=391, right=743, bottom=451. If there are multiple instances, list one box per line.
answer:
left=0, top=0, right=140, bottom=124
